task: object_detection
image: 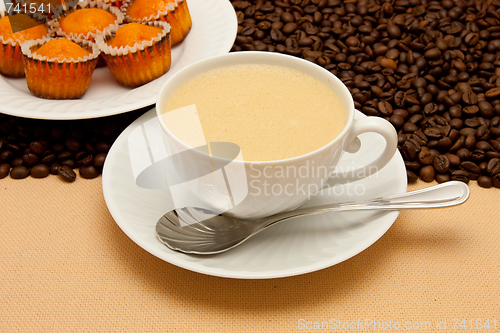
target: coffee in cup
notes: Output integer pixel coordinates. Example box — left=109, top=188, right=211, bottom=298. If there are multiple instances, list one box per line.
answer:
left=162, top=63, right=347, bottom=162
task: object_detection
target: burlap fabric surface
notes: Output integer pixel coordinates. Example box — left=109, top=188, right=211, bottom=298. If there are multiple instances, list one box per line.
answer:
left=1, top=177, right=499, bottom=332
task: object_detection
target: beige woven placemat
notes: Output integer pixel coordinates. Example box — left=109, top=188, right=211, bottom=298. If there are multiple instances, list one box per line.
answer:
left=1, top=176, right=499, bottom=332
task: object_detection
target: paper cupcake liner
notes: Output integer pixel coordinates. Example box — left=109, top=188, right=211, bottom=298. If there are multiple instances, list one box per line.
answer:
left=174, top=0, right=192, bottom=38
left=0, top=10, right=51, bottom=77
left=164, top=0, right=191, bottom=39
left=0, top=40, right=25, bottom=77
left=51, top=0, right=124, bottom=41
left=0, top=10, right=23, bottom=76
left=21, top=37, right=100, bottom=99
left=121, top=0, right=188, bottom=45
left=95, top=21, right=171, bottom=88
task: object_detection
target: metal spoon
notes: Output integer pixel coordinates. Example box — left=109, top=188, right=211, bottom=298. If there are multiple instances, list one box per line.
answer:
left=156, top=181, right=470, bottom=255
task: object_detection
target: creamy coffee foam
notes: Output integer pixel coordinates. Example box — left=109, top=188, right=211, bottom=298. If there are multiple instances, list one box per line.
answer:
left=163, top=64, right=346, bottom=161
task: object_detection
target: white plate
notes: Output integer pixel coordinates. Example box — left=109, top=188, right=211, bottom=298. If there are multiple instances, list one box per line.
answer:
left=102, top=109, right=407, bottom=279
left=0, top=0, right=237, bottom=120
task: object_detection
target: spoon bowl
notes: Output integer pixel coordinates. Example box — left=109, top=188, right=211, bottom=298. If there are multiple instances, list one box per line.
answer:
left=156, top=181, right=470, bottom=255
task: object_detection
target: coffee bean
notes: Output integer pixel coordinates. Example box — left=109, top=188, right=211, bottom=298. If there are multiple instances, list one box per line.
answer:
left=487, top=150, right=500, bottom=159
left=388, top=114, right=404, bottom=129
left=380, top=58, right=397, bottom=70
left=29, top=141, right=46, bottom=155
left=462, top=91, right=479, bottom=105
left=480, top=161, right=488, bottom=174
left=50, top=162, right=61, bottom=175
left=437, top=137, right=453, bottom=151
left=464, top=32, right=480, bottom=47
left=11, top=157, right=23, bottom=167
left=470, top=150, right=486, bottom=163
left=412, top=130, right=428, bottom=146
left=493, top=174, right=500, bottom=188
left=61, top=159, right=76, bottom=169
left=10, top=166, right=29, bottom=179
left=419, top=165, right=435, bottom=182
left=57, top=165, right=77, bottom=182
left=253, top=41, right=267, bottom=51
left=31, top=164, right=50, bottom=179
left=270, top=28, right=283, bottom=41
left=487, top=158, right=500, bottom=175
left=0, top=150, right=13, bottom=163
left=65, top=137, right=81, bottom=152
left=476, top=126, right=489, bottom=141
left=403, top=138, right=421, bottom=160
left=281, top=12, right=294, bottom=23
left=0, top=163, right=10, bottom=179
left=423, top=103, right=438, bottom=116
left=22, top=153, right=39, bottom=167
left=445, top=153, right=461, bottom=166
left=478, top=175, right=493, bottom=188
left=41, top=153, right=56, bottom=165
left=79, top=154, right=94, bottom=167
left=95, top=142, right=111, bottom=153
left=52, top=143, right=64, bottom=153
left=423, top=127, right=443, bottom=139
left=424, top=48, right=441, bottom=60
left=491, top=127, right=500, bottom=137
left=378, top=101, right=393, bottom=116
left=433, top=155, right=450, bottom=173
left=79, top=165, right=100, bottom=179
left=94, top=153, right=107, bottom=168
left=418, top=148, right=433, bottom=165
left=465, top=134, right=477, bottom=150
left=485, top=87, right=500, bottom=98
left=460, top=161, right=481, bottom=180
left=456, top=148, right=470, bottom=161
left=403, top=122, right=418, bottom=133
left=435, top=173, right=451, bottom=184
left=478, top=101, right=494, bottom=118
left=451, top=170, right=470, bottom=184
left=476, top=141, right=491, bottom=151
left=282, top=22, right=297, bottom=34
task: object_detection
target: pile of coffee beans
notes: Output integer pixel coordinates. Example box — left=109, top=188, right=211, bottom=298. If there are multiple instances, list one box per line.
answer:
left=230, top=0, right=500, bottom=188
left=0, top=108, right=148, bottom=181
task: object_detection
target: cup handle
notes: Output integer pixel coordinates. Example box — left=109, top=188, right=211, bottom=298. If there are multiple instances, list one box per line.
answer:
left=329, top=116, right=398, bottom=182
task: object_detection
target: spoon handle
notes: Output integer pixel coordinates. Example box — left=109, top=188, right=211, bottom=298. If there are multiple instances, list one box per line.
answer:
left=260, top=181, right=470, bottom=226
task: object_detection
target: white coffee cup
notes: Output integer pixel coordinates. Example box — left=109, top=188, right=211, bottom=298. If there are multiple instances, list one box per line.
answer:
left=156, top=51, right=397, bottom=220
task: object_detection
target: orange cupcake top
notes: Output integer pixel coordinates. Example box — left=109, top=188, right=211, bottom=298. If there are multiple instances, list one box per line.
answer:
left=106, top=23, right=163, bottom=48
left=0, top=15, right=49, bottom=43
left=126, top=0, right=171, bottom=20
left=33, top=38, right=91, bottom=61
left=59, top=8, right=117, bottom=36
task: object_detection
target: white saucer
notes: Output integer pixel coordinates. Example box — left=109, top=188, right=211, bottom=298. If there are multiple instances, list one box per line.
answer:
left=102, top=108, right=407, bottom=279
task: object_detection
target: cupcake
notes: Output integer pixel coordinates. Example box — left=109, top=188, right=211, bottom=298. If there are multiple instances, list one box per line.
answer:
left=122, top=0, right=191, bottom=45
left=54, top=0, right=123, bottom=41
left=0, top=13, right=50, bottom=77
left=22, top=37, right=100, bottom=99
left=96, top=21, right=171, bottom=88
